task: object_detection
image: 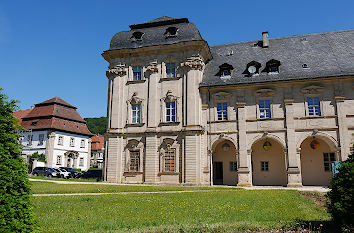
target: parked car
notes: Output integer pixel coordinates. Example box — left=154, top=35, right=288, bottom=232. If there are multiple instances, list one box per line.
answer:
left=55, top=168, right=72, bottom=179
left=81, top=169, right=102, bottom=180
left=45, top=168, right=60, bottom=178
left=32, top=167, right=48, bottom=176
left=59, top=167, right=82, bottom=178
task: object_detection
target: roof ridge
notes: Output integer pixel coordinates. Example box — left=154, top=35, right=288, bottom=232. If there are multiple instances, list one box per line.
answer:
left=210, top=28, right=354, bottom=48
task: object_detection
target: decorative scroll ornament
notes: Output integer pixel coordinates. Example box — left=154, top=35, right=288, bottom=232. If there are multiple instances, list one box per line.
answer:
left=146, top=60, right=159, bottom=73
left=263, top=141, right=272, bottom=151
left=181, top=55, right=204, bottom=71
left=310, top=140, right=320, bottom=150
left=164, top=90, right=178, bottom=102
left=106, top=63, right=127, bottom=78
left=300, top=85, right=325, bottom=94
left=129, top=92, right=143, bottom=105
left=254, top=88, right=275, bottom=97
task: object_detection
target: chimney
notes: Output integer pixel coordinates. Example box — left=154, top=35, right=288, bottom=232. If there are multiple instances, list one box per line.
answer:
left=262, top=31, right=269, bottom=48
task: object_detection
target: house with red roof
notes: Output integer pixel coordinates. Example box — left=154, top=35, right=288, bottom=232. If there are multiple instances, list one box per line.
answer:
left=14, top=97, right=92, bottom=171
left=90, top=133, right=104, bottom=168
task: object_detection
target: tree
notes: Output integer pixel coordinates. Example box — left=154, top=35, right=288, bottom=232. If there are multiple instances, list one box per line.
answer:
left=327, top=153, right=354, bottom=232
left=0, top=89, right=35, bottom=232
left=84, top=117, right=106, bottom=135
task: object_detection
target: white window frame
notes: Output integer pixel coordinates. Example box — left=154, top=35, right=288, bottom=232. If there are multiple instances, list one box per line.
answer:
left=79, top=157, right=84, bottom=167
left=131, top=104, right=142, bottom=124
left=305, top=96, right=321, bottom=116
left=70, top=137, right=75, bottom=147
left=165, top=101, right=176, bottom=122
left=216, top=102, right=228, bottom=121
left=132, top=66, right=143, bottom=81
left=80, top=139, right=85, bottom=148
left=27, top=134, right=33, bottom=146
left=56, top=155, right=62, bottom=165
left=38, top=134, right=44, bottom=145
left=58, top=136, right=63, bottom=146
left=257, top=99, right=272, bottom=119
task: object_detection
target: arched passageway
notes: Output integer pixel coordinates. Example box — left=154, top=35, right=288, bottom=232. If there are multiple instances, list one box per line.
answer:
left=251, top=138, right=287, bottom=186
left=300, top=137, right=336, bottom=186
left=212, top=140, right=238, bottom=185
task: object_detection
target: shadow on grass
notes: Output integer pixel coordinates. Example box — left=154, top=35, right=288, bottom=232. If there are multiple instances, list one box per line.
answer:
left=287, top=220, right=341, bottom=233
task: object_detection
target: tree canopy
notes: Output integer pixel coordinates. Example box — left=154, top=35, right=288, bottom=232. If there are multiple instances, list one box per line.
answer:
left=84, top=117, right=106, bottom=135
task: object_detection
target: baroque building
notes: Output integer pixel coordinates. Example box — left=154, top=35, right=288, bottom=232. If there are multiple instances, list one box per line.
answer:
left=102, top=16, right=354, bottom=186
left=14, top=97, right=92, bottom=171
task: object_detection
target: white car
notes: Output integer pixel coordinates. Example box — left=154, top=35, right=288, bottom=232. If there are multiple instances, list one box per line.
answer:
left=55, top=168, right=72, bottom=179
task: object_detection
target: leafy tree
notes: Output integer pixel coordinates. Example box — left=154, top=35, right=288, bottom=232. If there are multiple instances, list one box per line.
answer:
left=0, top=89, right=35, bottom=232
left=327, top=153, right=354, bottom=232
left=84, top=117, right=106, bottom=135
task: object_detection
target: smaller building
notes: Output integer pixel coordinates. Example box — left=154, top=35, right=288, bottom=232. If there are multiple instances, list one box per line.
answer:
left=14, top=97, right=92, bottom=171
left=90, top=133, right=104, bottom=168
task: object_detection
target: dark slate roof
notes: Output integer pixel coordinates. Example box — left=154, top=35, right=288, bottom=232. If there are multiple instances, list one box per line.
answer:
left=109, top=17, right=203, bottom=50
left=201, top=29, right=354, bottom=87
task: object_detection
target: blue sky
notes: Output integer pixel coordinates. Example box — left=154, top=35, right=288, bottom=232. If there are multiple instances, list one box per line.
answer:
left=1, top=0, right=353, bottom=118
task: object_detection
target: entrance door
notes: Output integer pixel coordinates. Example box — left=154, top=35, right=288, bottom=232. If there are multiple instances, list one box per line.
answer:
left=213, top=162, right=223, bottom=185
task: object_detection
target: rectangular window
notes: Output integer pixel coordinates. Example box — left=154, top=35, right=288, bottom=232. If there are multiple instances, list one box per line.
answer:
left=129, top=151, right=140, bottom=172
left=166, top=63, right=176, bottom=78
left=166, top=102, right=176, bottom=122
left=70, top=137, right=75, bottom=147
left=80, top=139, right=85, bottom=148
left=230, top=161, right=237, bottom=171
left=79, top=158, right=84, bottom=167
left=56, top=155, right=62, bottom=165
left=217, top=102, right=228, bottom=121
left=58, top=136, right=63, bottom=145
left=38, top=134, right=44, bottom=145
left=132, top=66, right=142, bottom=80
left=261, top=161, right=269, bottom=171
left=259, top=100, right=271, bottom=119
left=164, top=148, right=175, bottom=172
left=307, top=97, right=321, bottom=116
left=323, top=153, right=335, bottom=171
left=132, top=104, right=141, bottom=124
left=27, top=135, right=33, bottom=146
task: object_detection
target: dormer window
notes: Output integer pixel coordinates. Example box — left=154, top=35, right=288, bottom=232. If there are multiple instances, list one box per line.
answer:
left=263, top=59, right=281, bottom=74
left=132, top=31, right=144, bottom=41
left=243, top=61, right=261, bottom=76
left=165, top=27, right=178, bottom=37
left=216, top=63, right=233, bottom=79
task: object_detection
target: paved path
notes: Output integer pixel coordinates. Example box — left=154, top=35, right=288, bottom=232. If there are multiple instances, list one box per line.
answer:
left=30, top=178, right=330, bottom=196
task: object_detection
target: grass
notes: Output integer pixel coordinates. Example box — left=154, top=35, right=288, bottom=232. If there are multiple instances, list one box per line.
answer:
left=30, top=181, right=232, bottom=194
left=31, top=182, right=331, bottom=232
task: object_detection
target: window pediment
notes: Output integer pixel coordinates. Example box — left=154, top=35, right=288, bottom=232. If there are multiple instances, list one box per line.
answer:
left=212, top=91, right=232, bottom=101
left=254, top=88, right=275, bottom=97
left=162, top=90, right=178, bottom=102
left=300, top=85, right=325, bottom=94
left=129, top=92, right=143, bottom=105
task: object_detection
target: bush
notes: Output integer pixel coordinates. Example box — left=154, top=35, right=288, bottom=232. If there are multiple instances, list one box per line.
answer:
left=327, top=153, right=354, bottom=231
left=0, top=89, right=35, bottom=232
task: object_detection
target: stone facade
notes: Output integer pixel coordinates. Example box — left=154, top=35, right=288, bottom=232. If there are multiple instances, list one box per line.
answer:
left=102, top=17, right=354, bottom=186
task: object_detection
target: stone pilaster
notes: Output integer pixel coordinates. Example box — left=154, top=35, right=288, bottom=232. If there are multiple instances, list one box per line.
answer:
left=87, top=138, right=92, bottom=170
left=184, top=133, right=202, bottom=184
left=236, top=102, right=252, bottom=186
left=45, top=132, right=56, bottom=167
left=144, top=133, right=159, bottom=183
left=105, top=136, right=123, bottom=183
left=335, top=96, right=349, bottom=160
left=106, top=63, right=127, bottom=129
left=146, top=60, right=160, bottom=128
left=284, top=99, right=302, bottom=187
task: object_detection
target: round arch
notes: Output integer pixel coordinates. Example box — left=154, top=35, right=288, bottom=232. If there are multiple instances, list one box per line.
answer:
left=247, top=133, right=287, bottom=152
left=211, top=138, right=238, bottom=186
left=299, top=134, right=338, bottom=186
left=250, top=136, right=287, bottom=186
left=296, top=132, right=338, bottom=151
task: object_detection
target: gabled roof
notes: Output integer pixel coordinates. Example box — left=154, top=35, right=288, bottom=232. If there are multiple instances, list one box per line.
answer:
left=91, top=133, right=104, bottom=150
left=14, top=97, right=92, bottom=136
left=201, top=29, right=354, bottom=87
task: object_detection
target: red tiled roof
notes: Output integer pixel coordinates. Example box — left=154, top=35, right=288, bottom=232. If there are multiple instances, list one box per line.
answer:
left=91, top=134, right=104, bottom=150
left=14, top=97, right=92, bottom=136
left=13, top=109, right=32, bottom=124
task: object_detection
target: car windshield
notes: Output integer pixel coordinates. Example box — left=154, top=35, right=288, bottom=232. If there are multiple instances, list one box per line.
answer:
left=59, top=169, right=67, bottom=172
left=48, top=168, right=55, bottom=172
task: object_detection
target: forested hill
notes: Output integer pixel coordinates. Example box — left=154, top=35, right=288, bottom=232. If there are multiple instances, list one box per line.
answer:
left=84, top=117, right=106, bottom=135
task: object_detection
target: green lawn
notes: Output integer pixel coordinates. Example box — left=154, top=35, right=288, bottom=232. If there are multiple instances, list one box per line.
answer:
left=31, top=182, right=330, bottom=232
left=30, top=181, right=231, bottom=194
